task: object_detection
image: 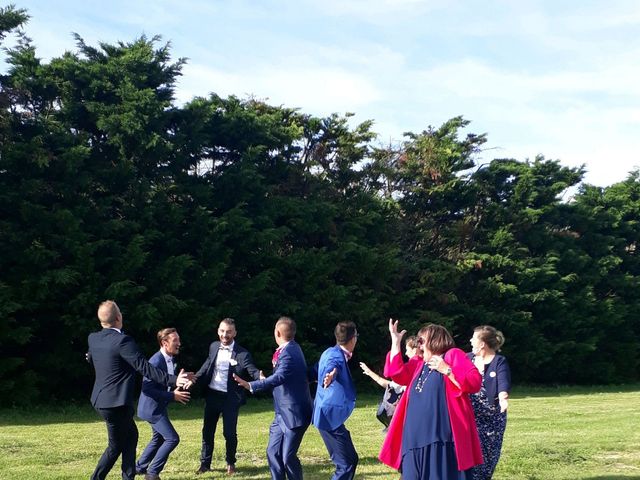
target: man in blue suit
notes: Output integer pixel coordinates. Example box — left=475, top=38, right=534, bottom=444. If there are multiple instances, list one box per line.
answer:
left=312, top=321, right=359, bottom=480
left=193, top=318, right=261, bottom=475
left=135, top=328, right=191, bottom=480
left=87, top=300, right=192, bottom=480
left=234, top=316, right=313, bottom=480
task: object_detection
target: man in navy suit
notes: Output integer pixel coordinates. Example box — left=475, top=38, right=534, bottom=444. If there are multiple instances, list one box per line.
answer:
left=234, top=316, right=312, bottom=480
left=87, top=300, right=192, bottom=480
left=193, top=318, right=261, bottom=475
left=135, top=328, right=191, bottom=480
left=312, top=321, right=359, bottom=480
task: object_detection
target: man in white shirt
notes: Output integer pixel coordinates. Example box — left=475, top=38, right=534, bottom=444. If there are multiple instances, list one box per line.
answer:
left=192, top=318, right=261, bottom=475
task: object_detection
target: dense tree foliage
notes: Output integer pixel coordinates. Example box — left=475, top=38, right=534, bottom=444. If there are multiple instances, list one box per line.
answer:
left=1, top=7, right=639, bottom=404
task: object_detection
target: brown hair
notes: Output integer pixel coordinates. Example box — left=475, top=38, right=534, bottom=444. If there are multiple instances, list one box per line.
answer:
left=405, top=335, right=420, bottom=350
left=157, top=327, right=177, bottom=347
left=417, top=323, right=455, bottom=355
left=474, top=325, right=505, bottom=351
left=276, top=316, right=296, bottom=341
left=334, top=321, right=357, bottom=345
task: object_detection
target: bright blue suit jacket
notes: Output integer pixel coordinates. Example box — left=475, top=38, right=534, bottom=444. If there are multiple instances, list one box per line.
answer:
left=312, top=345, right=356, bottom=431
left=249, top=340, right=312, bottom=429
left=137, top=350, right=175, bottom=423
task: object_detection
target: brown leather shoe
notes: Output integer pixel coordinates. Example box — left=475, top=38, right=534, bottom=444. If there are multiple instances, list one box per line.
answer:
left=226, top=464, right=236, bottom=475
left=195, top=466, right=211, bottom=475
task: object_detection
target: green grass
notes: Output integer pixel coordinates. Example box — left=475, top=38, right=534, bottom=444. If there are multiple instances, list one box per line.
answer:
left=0, top=385, right=639, bottom=479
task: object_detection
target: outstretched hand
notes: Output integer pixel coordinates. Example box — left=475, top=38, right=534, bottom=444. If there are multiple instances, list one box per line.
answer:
left=174, top=388, right=191, bottom=404
left=233, top=373, right=251, bottom=391
left=359, top=362, right=373, bottom=377
left=323, top=367, right=337, bottom=389
left=389, top=318, right=406, bottom=354
left=389, top=318, right=407, bottom=342
left=176, top=369, right=195, bottom=388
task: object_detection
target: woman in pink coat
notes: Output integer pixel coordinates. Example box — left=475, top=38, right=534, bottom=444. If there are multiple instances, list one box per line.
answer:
left=379, top=319, right=483, bottom=479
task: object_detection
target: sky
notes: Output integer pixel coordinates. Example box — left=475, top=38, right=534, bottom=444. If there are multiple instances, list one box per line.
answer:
left=8, top=0, right=640, bottom=186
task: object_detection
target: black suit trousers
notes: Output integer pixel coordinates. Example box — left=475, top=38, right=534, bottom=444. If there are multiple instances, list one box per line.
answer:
left=200, top=389, right=240, bottom=468
left=91, top=405, right=138, bottom=480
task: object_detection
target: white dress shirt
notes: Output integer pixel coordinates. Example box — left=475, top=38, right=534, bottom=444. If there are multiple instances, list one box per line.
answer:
left=209, top=341, right=234, bottom=392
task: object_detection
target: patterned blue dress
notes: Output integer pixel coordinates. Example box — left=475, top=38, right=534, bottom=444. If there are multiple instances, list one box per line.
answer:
left=401, top=364, right=471, bottom=480
left=469, top=369, right=507, bottom=480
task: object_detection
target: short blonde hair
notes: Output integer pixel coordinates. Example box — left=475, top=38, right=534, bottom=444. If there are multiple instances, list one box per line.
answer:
left=276, top=316, right=296, bottom=341
left=97, top=300, right=120, bottom=327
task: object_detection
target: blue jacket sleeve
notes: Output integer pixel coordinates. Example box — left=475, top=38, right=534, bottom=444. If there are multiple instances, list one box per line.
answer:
left=496, top=355, right=511, bottom=394
left=141, top=355, right=174, bottom=403
left=250, top=349, right=293, bottom=393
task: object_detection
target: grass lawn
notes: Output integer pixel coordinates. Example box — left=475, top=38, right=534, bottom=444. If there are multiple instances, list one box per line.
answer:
left=0, top=385, right=639, bottom=479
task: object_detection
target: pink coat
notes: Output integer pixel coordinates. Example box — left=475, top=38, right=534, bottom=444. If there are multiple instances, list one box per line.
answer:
left=378, top=348, right=483, bottom=471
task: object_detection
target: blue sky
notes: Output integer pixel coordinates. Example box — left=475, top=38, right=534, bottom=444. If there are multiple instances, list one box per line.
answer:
left=10, top=0, right=640, bottom=186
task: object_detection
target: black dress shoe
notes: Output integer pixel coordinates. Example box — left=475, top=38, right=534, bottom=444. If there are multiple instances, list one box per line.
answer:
left=195, top=467, right=211, bottom=475
left=144, top=474, right=161, bottom=480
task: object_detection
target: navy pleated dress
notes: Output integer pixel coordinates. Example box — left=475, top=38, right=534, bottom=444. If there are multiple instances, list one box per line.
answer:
left=401, top=364, right=472, bottom=480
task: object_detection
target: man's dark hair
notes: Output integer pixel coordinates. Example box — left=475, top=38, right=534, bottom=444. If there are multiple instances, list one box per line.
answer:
left=334, top=321, right=357, bottom=345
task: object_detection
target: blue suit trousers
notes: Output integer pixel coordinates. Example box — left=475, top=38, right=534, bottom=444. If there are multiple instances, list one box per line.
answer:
left=136, top=415, right=179, bottom=475
left=267, top=413, right=308, bottom=480
left=318, top=424, right=358, bottom=480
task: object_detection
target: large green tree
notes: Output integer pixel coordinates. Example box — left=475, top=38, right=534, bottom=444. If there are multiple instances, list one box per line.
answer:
left=2, top=6, right=640, bottom=404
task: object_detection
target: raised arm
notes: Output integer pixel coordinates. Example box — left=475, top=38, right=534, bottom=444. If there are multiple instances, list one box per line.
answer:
left=388, top=318, right=406, bottom=360
left=360, top=362, right=390, bottom=389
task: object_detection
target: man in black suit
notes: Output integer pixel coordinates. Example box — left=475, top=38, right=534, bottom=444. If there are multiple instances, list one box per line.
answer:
left=193, top=317, right=261, bottom=475
left=87, top=300, right=192, bottom=480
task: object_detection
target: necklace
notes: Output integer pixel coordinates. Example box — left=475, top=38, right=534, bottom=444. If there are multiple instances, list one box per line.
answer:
left=414, top=364, right=432, bottom=392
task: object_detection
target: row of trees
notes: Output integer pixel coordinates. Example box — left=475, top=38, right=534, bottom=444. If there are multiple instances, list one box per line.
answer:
left=2, top=6, right=639, bottom=405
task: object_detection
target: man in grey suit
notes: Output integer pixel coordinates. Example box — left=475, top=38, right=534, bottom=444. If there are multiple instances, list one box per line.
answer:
left=87, top=300, right=192, bottom=480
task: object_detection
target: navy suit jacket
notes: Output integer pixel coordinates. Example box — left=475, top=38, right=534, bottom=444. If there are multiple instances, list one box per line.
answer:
left=195, top=340, right=261, bottom=406
left=137, top=351, right=176, bottom=423
left=249, top=340, right=313, bottom=429
left=467, top=352, right=511, bottom=407
left=312, top=345, right=356, bottom=431
left=88, top=328, right=176, bottom=409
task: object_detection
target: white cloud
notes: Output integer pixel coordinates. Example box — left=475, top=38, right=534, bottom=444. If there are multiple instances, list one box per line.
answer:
left=178, top=63, right=381, bottom=115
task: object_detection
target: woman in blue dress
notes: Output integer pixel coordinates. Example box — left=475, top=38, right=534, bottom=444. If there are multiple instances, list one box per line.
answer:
left=380, top=320, right=483, bottom=479
left=468, top=326, right=511, bottom=480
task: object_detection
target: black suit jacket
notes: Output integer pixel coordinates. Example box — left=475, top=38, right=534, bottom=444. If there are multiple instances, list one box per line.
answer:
left=195, top=340, right=261, bottom=406
left=88, top=328, right=177, bottom=409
